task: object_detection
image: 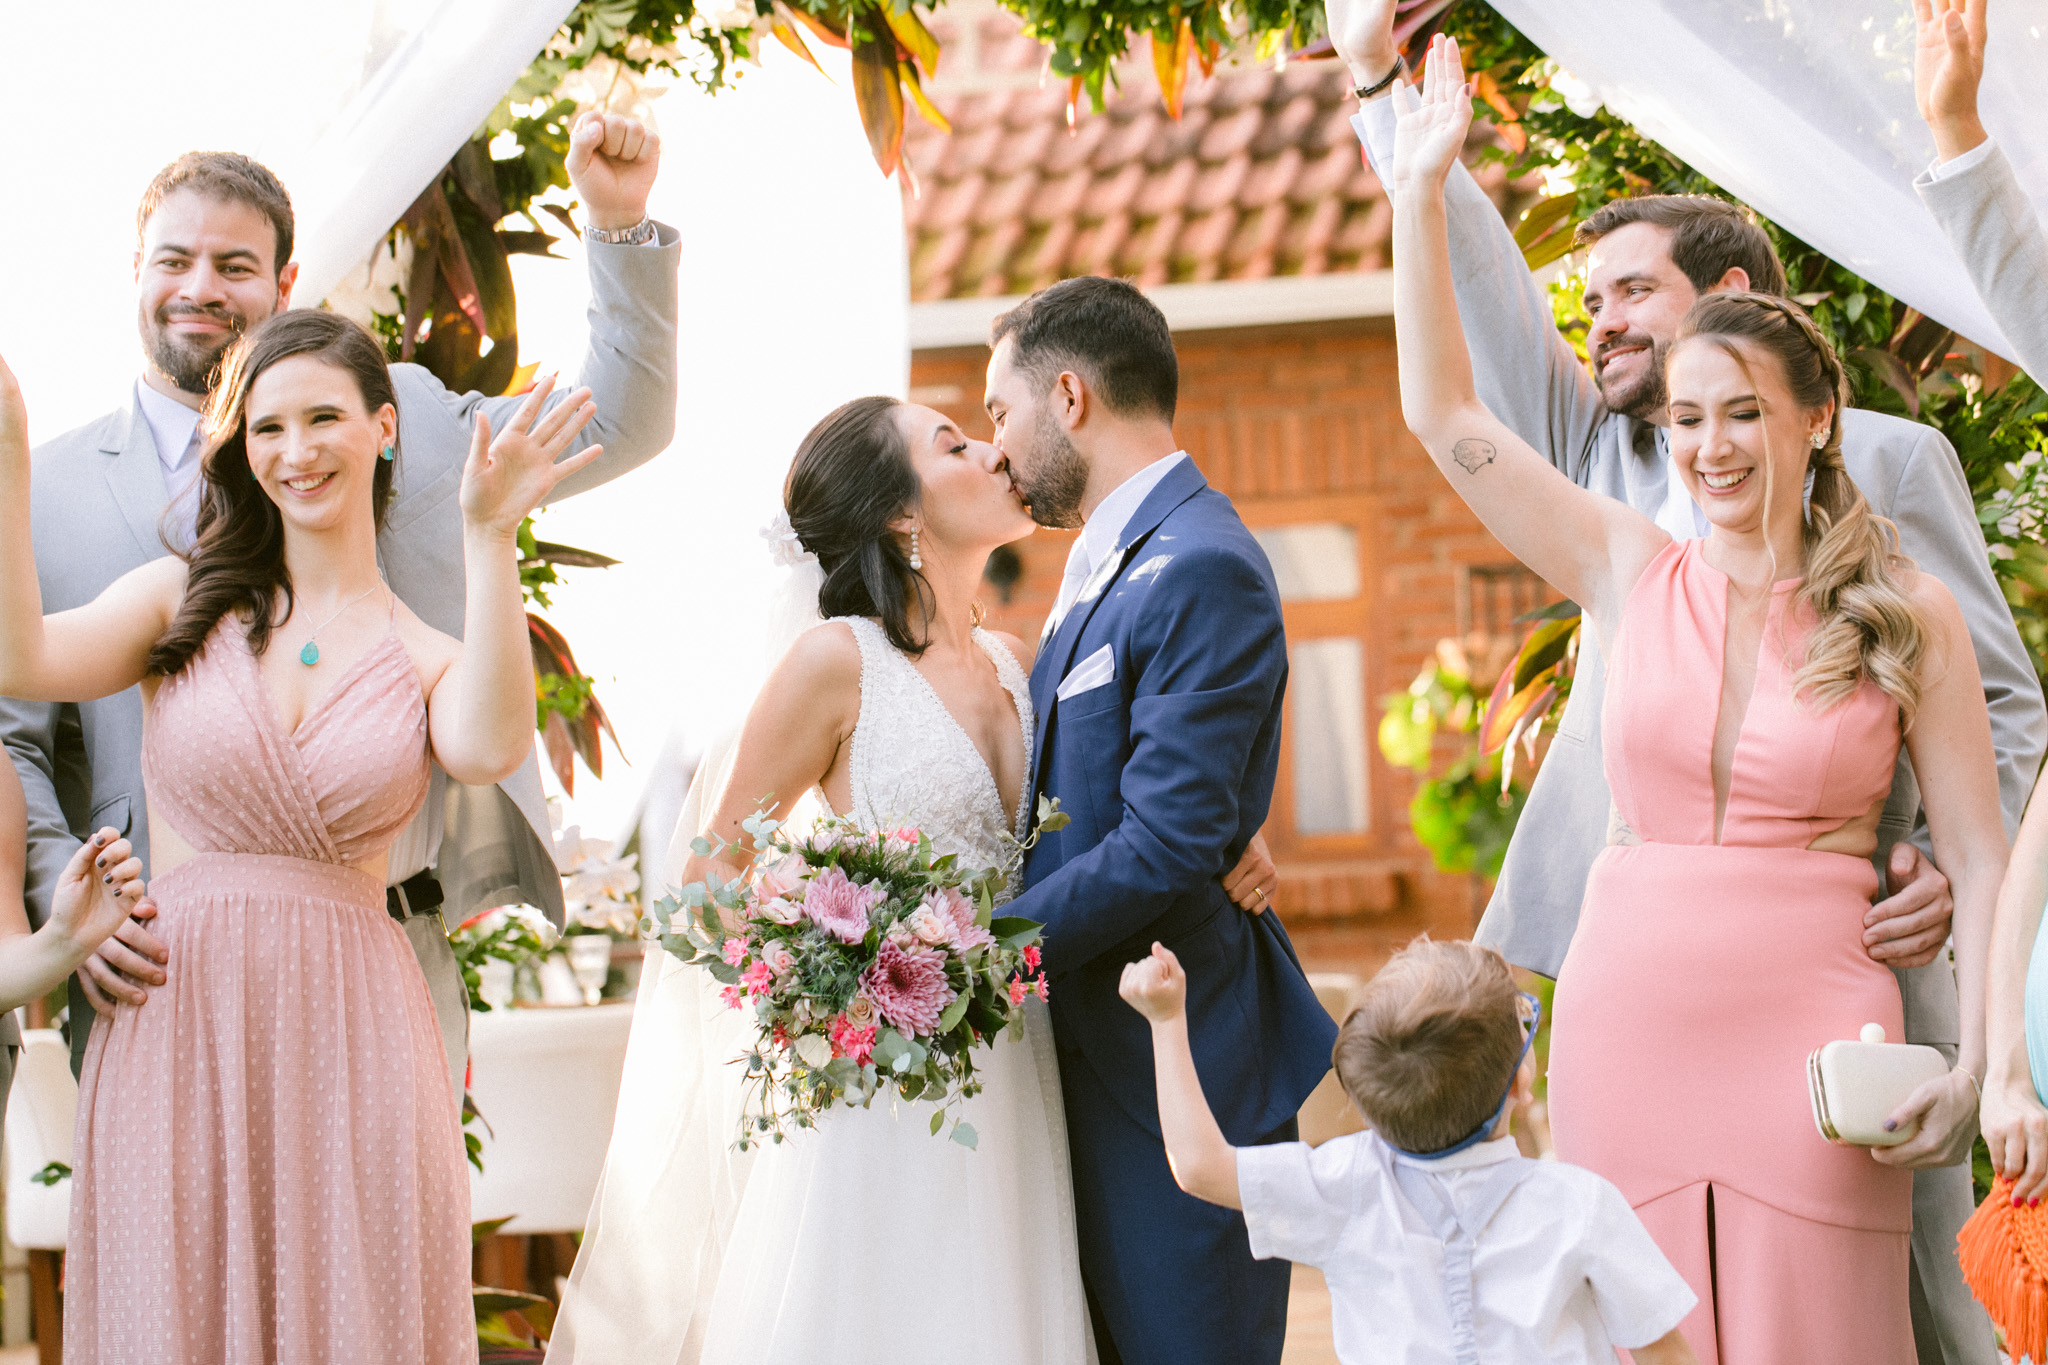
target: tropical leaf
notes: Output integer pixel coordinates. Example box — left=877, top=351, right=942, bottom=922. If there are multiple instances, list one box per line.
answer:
left=1471, top=71, right=1525, bottom=154
left=851, top=18, right=906, bottom=176
left=901, top=59, right=951, bottom=134
left=1479, top=676, right=1555, bottom=756
left=787, top=4, right=850, bottom=49
left=527, top=540, right=620, bottom=570
left=1853, top=346, right=1922, bottom=417
left=881, top=1, right=941, bottom=77
left=1514, top=598, right=1582, bottom=624
left=1152, top=19, right=1193, bottom=121
left=1509, top=615, right=1579, bottom=693
left=769, top=15, right=828, bottom=76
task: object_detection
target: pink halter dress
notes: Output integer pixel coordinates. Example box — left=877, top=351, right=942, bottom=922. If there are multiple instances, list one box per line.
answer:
left=1547, top=540, right=1913, bottom=1365
left=64, top=613, right=476, bottom=1365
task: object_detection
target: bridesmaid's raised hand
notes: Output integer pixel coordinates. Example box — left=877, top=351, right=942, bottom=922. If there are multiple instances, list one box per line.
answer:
left=458, top=373, right=605, bottom=541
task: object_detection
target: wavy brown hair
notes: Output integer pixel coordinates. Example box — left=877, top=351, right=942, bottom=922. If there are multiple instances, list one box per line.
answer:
left=1674, top=292, right=1926, bottom=724
left=146, top=311, right=397, bottom=676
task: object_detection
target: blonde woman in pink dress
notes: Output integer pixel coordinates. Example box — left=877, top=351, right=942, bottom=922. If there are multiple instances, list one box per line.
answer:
left=1386, top=38, right=2007, bottom=1363
left=0, top=311, right=599, bottom=1365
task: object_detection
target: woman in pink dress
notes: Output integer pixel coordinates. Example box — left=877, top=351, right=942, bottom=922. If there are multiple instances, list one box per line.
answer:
left=0, top=312, right=599, bottom=1364
left=1385, top=39, right=2008, bottom=1362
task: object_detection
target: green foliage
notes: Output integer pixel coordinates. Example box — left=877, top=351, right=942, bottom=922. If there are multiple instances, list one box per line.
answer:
left=30, top=1160, right=70, bottom=1186
left=449, top=904, right=562, bottom=1015
left=1379, top=646, right=1527, bottom=879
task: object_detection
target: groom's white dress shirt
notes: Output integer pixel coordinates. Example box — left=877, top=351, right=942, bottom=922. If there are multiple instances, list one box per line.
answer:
left=134, top=379, right=204, bottom=546
left=1044, top=450, right=1190, bottom=639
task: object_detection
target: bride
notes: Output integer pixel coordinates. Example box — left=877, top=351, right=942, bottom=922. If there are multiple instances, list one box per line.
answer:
left=551, top=395, right=1088, bottom=1363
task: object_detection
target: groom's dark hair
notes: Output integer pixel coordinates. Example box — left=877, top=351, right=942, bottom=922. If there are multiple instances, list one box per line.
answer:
left=990, top=277, right=1178, bottom=422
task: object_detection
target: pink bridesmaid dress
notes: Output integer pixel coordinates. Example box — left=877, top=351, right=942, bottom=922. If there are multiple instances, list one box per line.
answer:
left=1549, top=540, right=1913, bottom=1364
left=64, top=614, right=476, bottom=1364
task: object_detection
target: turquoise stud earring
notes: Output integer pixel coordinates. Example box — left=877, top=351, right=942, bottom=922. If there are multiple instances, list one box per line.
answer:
left=380, top=443, right=395, bottom=461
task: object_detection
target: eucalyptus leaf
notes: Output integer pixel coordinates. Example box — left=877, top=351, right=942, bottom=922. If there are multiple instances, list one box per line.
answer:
left=691, top=836, right=713, bottom=856
left=930, top=1108, right=946, bottom=1136
left=936, top=991, right=971, bottom=1033
left=950, top=1121, right=978, bottom=1149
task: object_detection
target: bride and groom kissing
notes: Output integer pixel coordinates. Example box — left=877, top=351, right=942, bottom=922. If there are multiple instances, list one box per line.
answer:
left=552, top=276, right=1337, bottom=1364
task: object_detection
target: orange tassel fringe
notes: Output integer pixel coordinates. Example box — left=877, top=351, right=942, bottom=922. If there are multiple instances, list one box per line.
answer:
left=1958, top=1175, right=2048, bottom=1364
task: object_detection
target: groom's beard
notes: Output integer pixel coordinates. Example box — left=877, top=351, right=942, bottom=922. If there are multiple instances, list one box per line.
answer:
left=1016, top=412, right=1088, bottom=530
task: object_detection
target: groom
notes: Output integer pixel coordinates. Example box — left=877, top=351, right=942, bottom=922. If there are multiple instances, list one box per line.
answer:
left=985, top=277, right=1336, bottom=1365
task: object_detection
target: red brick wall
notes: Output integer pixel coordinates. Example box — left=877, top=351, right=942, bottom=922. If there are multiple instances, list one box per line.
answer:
left=913, top=317, right=1531, bottom=971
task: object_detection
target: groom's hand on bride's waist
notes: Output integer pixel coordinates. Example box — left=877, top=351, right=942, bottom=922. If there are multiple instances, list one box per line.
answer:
left=1862, top=843, right=1953, bottom=970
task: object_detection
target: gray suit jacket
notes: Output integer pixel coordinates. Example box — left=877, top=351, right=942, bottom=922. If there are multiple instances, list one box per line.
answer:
left=1350, top=106, right=2046, bottom=1049
left=1917, top=139, right=2048, bottom=382
left=1, top=224, right=681, bottom=1080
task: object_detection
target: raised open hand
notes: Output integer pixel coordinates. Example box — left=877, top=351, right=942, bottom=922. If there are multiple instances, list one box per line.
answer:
left=1321, top=0, right=1400, bottom=90
left=1912, top=0, right=1989, bottom=162
left=458, top=374, right=604, bottom=541
left=1388, top=34, right=1474, bottom=193
left=568, top=111, right=662, bottom=232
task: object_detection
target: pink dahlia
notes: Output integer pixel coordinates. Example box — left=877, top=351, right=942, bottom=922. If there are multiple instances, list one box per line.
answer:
left=860, top=940, right=958, bottom=1036
left=803, top=866, right=884, bottom=944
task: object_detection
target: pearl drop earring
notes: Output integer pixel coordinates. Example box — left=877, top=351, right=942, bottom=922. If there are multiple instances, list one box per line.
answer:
left=909, top=528, right=923, bottom=571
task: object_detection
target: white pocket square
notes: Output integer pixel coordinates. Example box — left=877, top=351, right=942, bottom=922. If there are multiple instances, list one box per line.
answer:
left=1056, top=645, right=1116, bottom=701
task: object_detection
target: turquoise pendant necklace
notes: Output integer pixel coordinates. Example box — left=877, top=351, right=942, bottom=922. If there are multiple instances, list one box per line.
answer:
left=297, top=584, right=384, bottom=667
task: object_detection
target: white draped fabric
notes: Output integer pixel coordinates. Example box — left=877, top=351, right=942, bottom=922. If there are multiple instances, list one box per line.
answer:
left=1491, top=0, right=2047, bottom=363
left=0, top=0, right=574, bottom=444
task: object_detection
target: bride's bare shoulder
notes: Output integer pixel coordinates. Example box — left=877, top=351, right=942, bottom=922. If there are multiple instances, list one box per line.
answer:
left=763, top=620, right=863, bottom=702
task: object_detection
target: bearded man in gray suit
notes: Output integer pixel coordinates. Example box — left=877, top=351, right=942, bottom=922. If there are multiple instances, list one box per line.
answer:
left=1323, top=2, right=2046, bottom=1361
left=1, top=112, right=679, bottom=1105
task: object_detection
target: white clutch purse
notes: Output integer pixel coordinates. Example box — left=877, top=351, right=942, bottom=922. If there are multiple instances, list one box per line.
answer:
left=1808, top=1023, right=1949, bottom=1147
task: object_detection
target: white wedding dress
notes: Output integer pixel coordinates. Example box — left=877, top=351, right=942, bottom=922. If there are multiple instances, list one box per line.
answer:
left=550, top=616, right=1094, bottom=1365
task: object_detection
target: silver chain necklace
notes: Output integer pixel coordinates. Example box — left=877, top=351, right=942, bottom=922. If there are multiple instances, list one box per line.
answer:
left=296, top=584, right=385, bottom=667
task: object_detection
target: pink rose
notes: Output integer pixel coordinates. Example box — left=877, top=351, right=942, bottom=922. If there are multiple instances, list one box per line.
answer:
left=755, top=854, right=810, bottom=900
left=842, top=992, right=878, bottom=1028
left=763, top=942, right=798, bottom=976
left=755, top=895, right=804, bottom=925
left=860, top=940, right=958, bottom=1037
left=905, top=904, right=952, bottom=947
left=802, top=866, right=884, bottom=944
left=887, top=923, right=920, bottom=950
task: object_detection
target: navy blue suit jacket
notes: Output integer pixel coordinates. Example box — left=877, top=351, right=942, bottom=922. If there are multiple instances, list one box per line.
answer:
left=1011, top=458, right=1336, bottom=1144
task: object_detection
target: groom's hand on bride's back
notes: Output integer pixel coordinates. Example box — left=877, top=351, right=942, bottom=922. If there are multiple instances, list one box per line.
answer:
left=1223, top=832, right=1279, bottom=915
left=1863, top=843, right=1954, bottom=970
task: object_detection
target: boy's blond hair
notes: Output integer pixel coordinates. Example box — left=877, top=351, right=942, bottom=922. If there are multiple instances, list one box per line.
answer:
left=1333, top=938, right=1523, bottom=1153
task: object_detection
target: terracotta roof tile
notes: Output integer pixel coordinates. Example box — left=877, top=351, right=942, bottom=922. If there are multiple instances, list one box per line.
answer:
left=901, top=3, right=1533, bottom=302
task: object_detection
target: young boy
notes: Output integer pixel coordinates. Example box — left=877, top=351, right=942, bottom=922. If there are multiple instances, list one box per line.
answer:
left=1119, top=936, right=1698, bottom=1364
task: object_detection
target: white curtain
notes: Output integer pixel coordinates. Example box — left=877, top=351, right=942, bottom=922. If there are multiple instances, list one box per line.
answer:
left=1491, top=0, right=2048, bottom=362
left=0, top=0, right=574, bottom=443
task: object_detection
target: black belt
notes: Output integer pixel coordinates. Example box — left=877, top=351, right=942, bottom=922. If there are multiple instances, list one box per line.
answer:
left=386, top=870, right=444, bottom=923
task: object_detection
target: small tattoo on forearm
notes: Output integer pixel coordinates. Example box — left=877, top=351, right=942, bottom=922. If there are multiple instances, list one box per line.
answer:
left=1451, top=438, right=1496, bottom=474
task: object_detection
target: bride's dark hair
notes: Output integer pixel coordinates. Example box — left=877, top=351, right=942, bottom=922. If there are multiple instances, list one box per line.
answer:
left=785, top=396, right=934, bottom=655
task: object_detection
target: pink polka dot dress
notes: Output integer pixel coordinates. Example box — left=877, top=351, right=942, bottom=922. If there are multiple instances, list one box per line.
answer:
left=64, top=616, right=476, bottom=1365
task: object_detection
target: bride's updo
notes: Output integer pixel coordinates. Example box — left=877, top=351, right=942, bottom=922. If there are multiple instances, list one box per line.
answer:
left=785, top=395, right=935, bottom=655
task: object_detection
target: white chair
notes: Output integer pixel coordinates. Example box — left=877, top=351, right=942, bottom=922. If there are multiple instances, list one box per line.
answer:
left=3, top=1029, right=76, bottom=1365
left=468, top=1003, right=634, bottom=1234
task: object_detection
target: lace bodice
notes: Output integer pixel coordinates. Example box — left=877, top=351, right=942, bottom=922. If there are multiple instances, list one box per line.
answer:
left=824, top=617, right=1033, bottom=891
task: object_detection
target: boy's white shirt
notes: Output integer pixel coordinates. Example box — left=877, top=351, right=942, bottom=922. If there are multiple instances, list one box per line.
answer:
left=1236, top=1130, right=1695, bottom=1364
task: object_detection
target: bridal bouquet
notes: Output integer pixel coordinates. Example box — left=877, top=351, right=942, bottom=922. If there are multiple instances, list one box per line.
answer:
left=650, top=802, right=1063, bottom=1151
